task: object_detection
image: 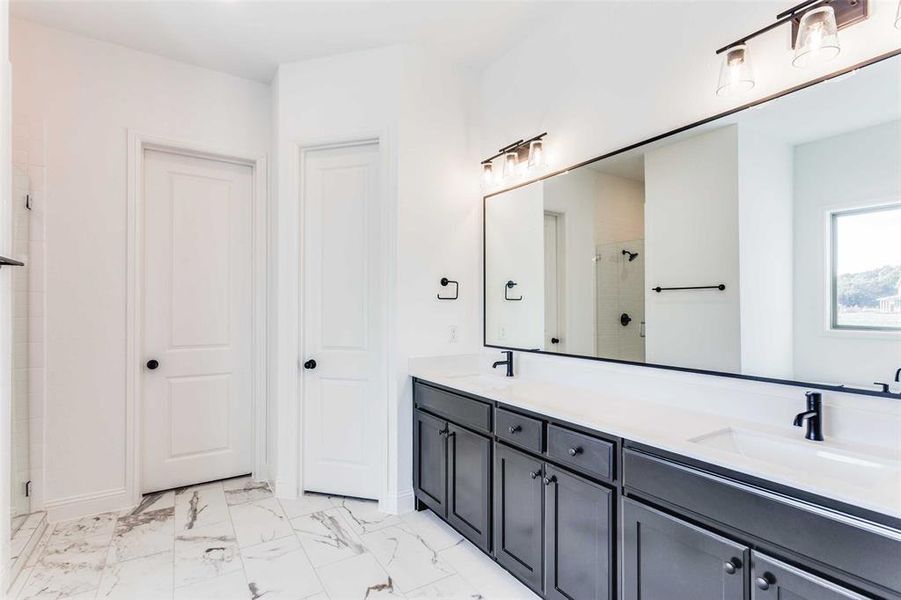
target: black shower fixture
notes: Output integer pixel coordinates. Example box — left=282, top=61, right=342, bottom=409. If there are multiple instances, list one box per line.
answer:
left=622, top=249, right=639, bottom=262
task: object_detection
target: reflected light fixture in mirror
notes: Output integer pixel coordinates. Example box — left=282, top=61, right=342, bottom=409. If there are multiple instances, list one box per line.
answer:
left=716, top=44, right=756, bottom=96
left=895, top=0, right=901, bottom=28
left=793, top=5, right=841, bottom=68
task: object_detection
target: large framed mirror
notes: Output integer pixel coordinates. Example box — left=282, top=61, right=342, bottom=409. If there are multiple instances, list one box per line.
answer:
left=484, top=51, right=901, bottom=397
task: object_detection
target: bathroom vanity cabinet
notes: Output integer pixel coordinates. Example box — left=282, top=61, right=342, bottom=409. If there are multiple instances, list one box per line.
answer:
left=411, top=378, right=901, bottom=600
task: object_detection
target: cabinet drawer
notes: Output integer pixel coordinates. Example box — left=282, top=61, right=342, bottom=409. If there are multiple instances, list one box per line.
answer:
left=547, top=424, right=613, bottom=482
left=624, top=449, right=901, bottom=597
left=414, top=381, right=492, bottom=434
left=496, top=407, right=543, bottom=453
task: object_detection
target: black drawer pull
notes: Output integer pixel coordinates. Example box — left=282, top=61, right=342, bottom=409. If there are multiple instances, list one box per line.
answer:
left=723, top=558, right=741, bottom=575
left=755, top=574, right=774, bottom=590
left=568, top=447, right=582, bottom=456
left=529, top=470, right=541, bottom=479
left=508, top=425, right=521, bottom=434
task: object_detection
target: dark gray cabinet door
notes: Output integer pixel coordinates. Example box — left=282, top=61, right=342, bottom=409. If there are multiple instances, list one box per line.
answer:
left=751, top=553, right=868, bottom=600
left=494, top=442, right=544, bottom=594
left=413, top=409, right=446, bottom=514
left=622, top=499, right=749, bottom=600
left=544, top=465, right=612, bottom=600
left=447, top=423, right=492, bottom=553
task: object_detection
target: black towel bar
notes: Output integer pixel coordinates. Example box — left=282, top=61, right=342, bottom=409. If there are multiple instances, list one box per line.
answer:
left=652, top=284, right=725, bottom=293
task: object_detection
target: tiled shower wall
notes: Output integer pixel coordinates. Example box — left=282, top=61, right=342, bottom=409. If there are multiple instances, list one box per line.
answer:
left=10, top=113, right=45, bottom=519
left=596, top=239, right=645, bottom=363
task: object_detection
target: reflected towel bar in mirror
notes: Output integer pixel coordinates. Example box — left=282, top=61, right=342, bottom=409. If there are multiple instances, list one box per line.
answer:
left=0, top=255, right=25, bottom=269
left=652, top=284, right=726, bottom=293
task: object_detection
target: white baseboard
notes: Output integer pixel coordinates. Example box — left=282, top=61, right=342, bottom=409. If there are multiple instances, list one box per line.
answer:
left=380, top=488, right=415, bottom=515
left=44, top=488, right=133, bottom=523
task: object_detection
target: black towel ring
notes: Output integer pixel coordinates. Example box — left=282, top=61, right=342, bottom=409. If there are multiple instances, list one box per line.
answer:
left=438, top=277, right=459, bottom=300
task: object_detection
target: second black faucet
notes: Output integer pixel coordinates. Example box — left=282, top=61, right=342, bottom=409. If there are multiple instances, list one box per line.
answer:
left=493, top=350, right=514, bottom=377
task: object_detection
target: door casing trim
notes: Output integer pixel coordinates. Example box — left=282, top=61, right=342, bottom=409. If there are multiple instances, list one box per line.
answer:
left=126, top=130, right=269, bottom=504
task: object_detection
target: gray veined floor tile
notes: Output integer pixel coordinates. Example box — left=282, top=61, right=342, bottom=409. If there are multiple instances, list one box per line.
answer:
left=95, top=550, right=172, bottom=600
left=291, top=508, right=365, bottom=567
left=399, top=511, right=463, bottom=553
left=108, top=507, right=175, bottom=563
left=278, top=492, right=335, bottom=519
left=17, top=533, right=110, bottom=600
left=405, top=574, right=483, bottom=599
left=361, top=523, right=456, bottom=593
left=174, top=569, right=251, bottom=600
left=174, top=519, right=242, bottom=587
left=316, top=552, right=403, bottom=599
left=50, top=512, right=120, bottom=543
left=174, top=481, right=230, bottom=533
left=126, top=491, right=175, bottom=516
left=228, top=497, right=292, bottom=548
left=223, top=476, right=273, bottom=506
left=438, top=539, right=539, bottom=600
left=241, top=535, right=322, bottom=600
left=329, top=497, right=401, bottom=536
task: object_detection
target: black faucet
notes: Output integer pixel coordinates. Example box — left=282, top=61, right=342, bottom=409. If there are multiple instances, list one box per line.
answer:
left=493, top=351, right=514, bottom=377
left=792, top=391, right=824, bottom=442
left=896, top=368, right=901, bottom=383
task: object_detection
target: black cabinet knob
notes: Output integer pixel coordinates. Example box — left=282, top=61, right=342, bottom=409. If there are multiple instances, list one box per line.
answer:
left=303, top=359, right=317, bottom=370
left=146, top=359, right=159, bottom=370
left=568, top=447, right=582, bottom=457
left=543, top=475, right=556, bottom=486
left=723, top=558, right=741, bottom=574
left=438, top=426, right=449, bottom=437
left=755, top=574, right=774, bottom=590
left=529, top=470, right=541, bottom=479
left=508, top=425, right=521, bottom=434
left=551, top=337, right=560, bottom=344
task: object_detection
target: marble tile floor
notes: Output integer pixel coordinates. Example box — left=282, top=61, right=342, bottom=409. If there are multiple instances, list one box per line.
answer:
left=8, top=477, right=539, bottom=600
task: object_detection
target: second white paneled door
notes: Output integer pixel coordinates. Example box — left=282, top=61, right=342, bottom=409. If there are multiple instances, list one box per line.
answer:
left=141, top=149, right=254, bottom=493
left=301, top=142, right=383, bottom=500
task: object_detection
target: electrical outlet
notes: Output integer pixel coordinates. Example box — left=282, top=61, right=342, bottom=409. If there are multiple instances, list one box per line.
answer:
left=448, top=325, right=458, bottom=343
left=498, top=326, right=506, bottom=340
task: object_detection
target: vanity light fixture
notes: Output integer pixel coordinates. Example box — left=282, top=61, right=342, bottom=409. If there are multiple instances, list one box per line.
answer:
left=479, top=133, right=548, bottom=186
left=895, top=0, right=900, bottom=28
left=792, top=5, right=841, bottom=68
left=714, top=0, right=868, bottom=95
left=716, top=44, right=755, bottom=96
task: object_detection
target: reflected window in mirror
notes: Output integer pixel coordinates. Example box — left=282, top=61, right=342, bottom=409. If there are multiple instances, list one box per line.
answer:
left=832, top=204, right=901, bottom=331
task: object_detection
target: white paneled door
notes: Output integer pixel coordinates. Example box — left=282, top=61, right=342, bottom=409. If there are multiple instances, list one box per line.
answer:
left=141, top=149, right=253, bottom=493
left=302, top=142, right=383, bottom=500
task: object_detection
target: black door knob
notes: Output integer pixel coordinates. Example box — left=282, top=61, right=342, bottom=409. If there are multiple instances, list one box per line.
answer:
left=551, top=337, right=560, bottom=344
left=304, top=359, right=317, bottom=370
left=146, top=359, right=159, bottom=370
left=620, top=313, right=632, bottom=326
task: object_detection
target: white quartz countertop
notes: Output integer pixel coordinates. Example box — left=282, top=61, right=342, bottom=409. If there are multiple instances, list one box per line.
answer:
left=410, top=367, right=901, bottom=523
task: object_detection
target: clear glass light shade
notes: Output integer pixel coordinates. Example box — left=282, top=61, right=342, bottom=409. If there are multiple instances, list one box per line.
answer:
left=481, top=162, right=494, bottom=185
left=502, top=151, right=519, bottom=179
left=527, top=139, right=545, bottom=170
left=716, top=45, right=755, bottom=96
left=793, top=6, right=840, bottom=68
left=895, top=0, right=901, bottom=29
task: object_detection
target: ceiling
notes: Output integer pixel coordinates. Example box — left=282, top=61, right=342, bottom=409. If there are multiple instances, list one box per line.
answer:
left=10, top=0, right=569, bottom=83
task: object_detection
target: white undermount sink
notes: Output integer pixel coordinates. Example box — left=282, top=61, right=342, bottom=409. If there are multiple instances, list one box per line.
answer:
left=689, top=427, right=900, bottom=490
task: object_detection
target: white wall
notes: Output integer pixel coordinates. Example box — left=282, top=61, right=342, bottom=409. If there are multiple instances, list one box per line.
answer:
left=738, top=127, right=794, bottom=379
left=2, top=0, right=14, bottom=585
left=644, top=126, right=741, bottom=372
left=271, top=45, right=480, bottom=511
left=485, top=183, right=544, bottom=349
left=10, top=19, right=271, bottom=519
left=793, top=120, right=901, bottom=388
